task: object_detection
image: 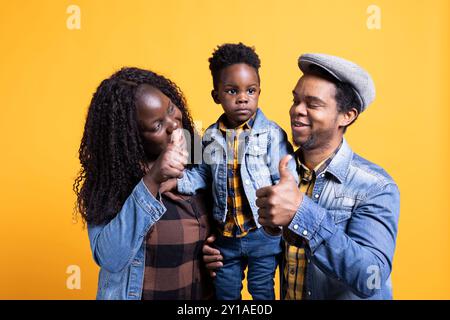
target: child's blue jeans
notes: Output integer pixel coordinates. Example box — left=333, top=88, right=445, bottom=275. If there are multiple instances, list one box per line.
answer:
left=213, top=227, right=282, bottom=300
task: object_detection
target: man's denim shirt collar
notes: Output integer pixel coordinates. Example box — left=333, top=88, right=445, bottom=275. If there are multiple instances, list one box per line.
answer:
left=322, top=138, right=353, bottom=184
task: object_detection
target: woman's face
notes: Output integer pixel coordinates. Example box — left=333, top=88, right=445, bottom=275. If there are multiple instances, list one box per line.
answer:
left=135, top=84, right=183, bottom=159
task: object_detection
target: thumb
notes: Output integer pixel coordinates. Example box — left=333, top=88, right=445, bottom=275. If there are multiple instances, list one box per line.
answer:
left=279, top=155, right=294, bottom=182
left=170, top=128, right=187, bottom=151
left=170, top=128, right=182, bottom=145
left=206, top=234, right=216, bottom=244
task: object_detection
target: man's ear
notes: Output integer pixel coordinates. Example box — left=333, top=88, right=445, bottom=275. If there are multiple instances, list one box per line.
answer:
left=211, top=90, right=220, bottom=104
left=339, top=107, right=359, bottom=127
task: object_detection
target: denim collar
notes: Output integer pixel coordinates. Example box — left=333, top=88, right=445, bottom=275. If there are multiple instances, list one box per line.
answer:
left=295, top=138, right=353, bottom=184
left=324, top=138, right=353, bottom=184
left=208, top=108, right=271, bottom=142
left=217, top=112, right=256, bottom=132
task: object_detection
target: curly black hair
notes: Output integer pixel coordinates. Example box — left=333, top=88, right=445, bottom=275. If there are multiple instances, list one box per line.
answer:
left=73, top=67, right=197, bottom=226
left=208, top=42, right=261, bottom=90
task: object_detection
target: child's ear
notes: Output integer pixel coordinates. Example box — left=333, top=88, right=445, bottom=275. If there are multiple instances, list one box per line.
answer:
left=211, top=90, right=220, bottom=104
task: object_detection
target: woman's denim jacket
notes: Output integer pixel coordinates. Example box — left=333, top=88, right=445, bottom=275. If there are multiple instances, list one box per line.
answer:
left=88, top=179, right=166, bottom=300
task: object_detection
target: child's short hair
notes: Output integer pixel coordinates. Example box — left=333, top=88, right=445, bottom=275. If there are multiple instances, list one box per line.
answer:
left=208, top=42, right=261, bottom=90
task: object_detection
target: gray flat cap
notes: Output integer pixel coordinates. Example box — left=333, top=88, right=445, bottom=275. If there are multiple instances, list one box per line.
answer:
left=298, top=53, right=375, bottom=112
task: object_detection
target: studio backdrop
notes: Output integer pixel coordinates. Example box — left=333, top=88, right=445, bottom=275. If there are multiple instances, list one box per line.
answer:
left=0, top=0, right=449, bottom=299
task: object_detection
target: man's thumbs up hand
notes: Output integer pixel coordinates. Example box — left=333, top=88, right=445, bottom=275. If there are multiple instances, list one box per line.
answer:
left=278, top=155, right=296, bottom=183
left=255, top=154, right=303, bottom=228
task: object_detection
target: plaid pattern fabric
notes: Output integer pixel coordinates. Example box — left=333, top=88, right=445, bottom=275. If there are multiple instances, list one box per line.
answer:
left=218, top=115, right=257, bottom=238
left=282, top=144, right=341, bottom=300
left=142, top=190, right=214, bottom=300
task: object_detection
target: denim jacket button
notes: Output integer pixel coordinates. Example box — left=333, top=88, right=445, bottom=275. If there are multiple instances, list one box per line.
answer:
left=302, top=230, right=308, bottom=236
left=293, top=224, right=299, bottom=230
left=314, top=194, right=319, bottom=199
left=245, top=179, right=250, bottom=185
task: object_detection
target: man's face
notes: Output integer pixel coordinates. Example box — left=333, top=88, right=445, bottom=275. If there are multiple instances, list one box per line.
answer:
left=290, top=74, right=344, bottom=150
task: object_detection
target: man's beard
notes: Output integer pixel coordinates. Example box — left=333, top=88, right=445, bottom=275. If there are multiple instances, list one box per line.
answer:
left=293, top=134, right=316, bottom=151
left=293, top=126, right=337, bottom=152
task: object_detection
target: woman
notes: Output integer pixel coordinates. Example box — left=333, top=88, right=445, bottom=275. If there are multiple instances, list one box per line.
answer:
left=73, top=67, right=213, bottom=300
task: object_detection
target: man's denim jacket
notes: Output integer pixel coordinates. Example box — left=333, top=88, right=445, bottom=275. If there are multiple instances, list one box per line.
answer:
left=284, top=138, right=400, bottom=299
left=177, top=108, right=298, bottom=227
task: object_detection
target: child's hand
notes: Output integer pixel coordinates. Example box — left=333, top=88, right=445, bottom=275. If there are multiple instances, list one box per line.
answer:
left=159, top=178, right=178, bottom=193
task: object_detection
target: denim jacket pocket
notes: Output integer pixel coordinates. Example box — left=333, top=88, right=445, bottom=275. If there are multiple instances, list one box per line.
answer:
left=247, top=140, right=268, bottom=158
left=247, top=132, right=268, bottom=154
left=331, top=185, right=358, bottom=212
left=330, top=191, right=354, bottom=224
left=331, top=209, right=352, bottom=224
left=246, top=145, right=271, bottom=188
left=247, top=146, right=267, bottom=169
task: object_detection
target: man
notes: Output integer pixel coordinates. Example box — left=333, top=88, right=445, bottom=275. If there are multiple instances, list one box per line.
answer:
left=203, top=53, right=400, bottom=299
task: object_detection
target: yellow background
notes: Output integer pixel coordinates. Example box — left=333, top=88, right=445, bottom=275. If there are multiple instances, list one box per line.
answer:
left=0, top=0, right=449, bottom=299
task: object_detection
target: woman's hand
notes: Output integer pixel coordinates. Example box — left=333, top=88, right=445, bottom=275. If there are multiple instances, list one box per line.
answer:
left=143, top=129, right=189, bottom=195
left=202, top=234, right=223, bottom=277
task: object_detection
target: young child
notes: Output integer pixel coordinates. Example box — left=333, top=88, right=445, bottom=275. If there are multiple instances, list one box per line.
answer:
left=177, top=43, right=298, bottom=300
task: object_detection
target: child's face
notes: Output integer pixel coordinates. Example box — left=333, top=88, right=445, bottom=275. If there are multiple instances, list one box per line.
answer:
left=213, top=63, right=260, bottom=128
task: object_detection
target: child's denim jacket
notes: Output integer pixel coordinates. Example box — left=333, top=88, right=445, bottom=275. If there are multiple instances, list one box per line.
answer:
left=177, top=108, right=299, bottom=227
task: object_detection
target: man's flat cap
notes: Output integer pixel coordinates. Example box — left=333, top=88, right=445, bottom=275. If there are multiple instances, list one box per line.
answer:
left=298, top=53, right=375, bottom=112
